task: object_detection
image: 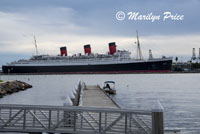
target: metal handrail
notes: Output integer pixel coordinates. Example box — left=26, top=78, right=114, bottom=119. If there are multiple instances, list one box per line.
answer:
left=0, top=104, right=152, bottom=134
left=0, top=104, right=151, bottom=115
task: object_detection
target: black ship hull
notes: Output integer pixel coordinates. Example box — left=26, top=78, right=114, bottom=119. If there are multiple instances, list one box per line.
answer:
left=2, top=59, right=172, bottom=74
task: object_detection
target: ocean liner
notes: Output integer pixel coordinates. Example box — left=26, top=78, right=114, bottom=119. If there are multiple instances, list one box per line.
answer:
left=2, top=33, right=172, bottom=74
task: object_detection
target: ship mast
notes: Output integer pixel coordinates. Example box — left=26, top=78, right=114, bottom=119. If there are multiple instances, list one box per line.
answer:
left=136, top=31, right=143, bottom=60
left=34, top=35, right=39, bottom=55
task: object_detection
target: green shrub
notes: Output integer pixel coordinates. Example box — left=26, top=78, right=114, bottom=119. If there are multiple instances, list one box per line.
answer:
left=0, top=80, right=3, bottom=82
left=192, top=63, right=200, bottom=69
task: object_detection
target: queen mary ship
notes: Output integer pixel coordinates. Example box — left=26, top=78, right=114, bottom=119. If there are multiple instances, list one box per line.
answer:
left=2, top=35, right=172, bottom=74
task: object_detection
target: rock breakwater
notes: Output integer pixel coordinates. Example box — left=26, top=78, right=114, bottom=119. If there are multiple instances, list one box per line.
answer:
left=0, top=80, right=32, bottom=98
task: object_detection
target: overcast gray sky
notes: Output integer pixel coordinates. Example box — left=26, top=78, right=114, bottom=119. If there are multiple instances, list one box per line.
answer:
left=0, top=0, right=200, bottom=65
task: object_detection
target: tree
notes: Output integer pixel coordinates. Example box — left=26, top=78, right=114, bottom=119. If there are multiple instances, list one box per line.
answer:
left=175, top=57, right=178, bottom=63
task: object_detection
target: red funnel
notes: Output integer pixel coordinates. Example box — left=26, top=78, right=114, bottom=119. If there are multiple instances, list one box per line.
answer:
left=109, top=42, right=116, bottom=55
left=60, top=47, right=67, bottom=56
left=84, top=44, right=91, bottom=55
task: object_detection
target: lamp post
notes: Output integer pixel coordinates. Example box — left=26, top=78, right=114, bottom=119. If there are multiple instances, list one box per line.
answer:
left=0, top=68, right=1, bottom=80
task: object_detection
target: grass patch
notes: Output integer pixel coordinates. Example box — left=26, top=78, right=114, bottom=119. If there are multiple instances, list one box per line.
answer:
left=0, top=80, right=3, bottom=82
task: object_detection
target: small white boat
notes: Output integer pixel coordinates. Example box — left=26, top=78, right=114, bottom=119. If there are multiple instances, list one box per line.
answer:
left=103, top=81, right=116, bottom=94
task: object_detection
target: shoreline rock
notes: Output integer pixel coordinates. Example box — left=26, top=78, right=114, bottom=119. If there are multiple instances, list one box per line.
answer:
left=0, top=80, right=32, bottom=98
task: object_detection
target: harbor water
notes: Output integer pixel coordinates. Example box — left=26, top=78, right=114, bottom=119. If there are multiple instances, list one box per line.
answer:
left=0, top=73, right=200, bottom=133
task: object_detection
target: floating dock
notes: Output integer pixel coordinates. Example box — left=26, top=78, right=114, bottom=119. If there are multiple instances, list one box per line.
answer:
left=0, top=80, right=167, bottom=134
left=82, top=85, right=119, bottom=108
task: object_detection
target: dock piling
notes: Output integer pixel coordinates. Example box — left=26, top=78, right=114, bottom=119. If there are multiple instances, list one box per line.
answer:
left=63, top=97, right=73, bottom=127
left=152, top=101, right=164, bottom=134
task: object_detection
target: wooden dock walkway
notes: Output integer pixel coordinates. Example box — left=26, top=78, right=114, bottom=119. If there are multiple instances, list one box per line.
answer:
left=82, top=85, right=119, bottom=108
